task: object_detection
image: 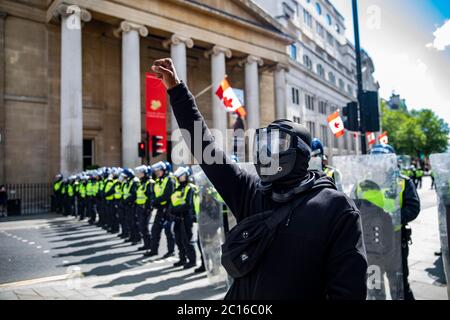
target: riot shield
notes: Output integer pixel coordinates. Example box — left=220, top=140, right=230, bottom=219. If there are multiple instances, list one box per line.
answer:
left=308, top=157, right=323, bottom=171
left=333, top=154, right=404, bottom=300
left=429, top=153, right=450, bottom=299
left=192, top=163, right=258, bottom=288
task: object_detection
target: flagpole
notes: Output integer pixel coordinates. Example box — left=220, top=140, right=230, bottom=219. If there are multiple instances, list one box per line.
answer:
left=194, top=84, right=212, bottom=99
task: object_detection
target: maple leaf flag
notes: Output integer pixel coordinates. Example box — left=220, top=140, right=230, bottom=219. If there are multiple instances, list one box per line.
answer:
left=378, top=132, right=389, bottom=144
left=215, top=78, right=246, bottom=117
left=366, top=132, right=376, bottom=145
left=327, top=111, right=345, bottom=138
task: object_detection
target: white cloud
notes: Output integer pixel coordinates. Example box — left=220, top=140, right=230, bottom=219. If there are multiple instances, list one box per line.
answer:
left=375, top=53, right=450, bottom=125
left=426, top=20, right=450, bottom=51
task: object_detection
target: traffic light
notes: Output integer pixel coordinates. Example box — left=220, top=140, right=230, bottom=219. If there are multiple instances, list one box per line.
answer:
left=360, top=91, right=380, bottom=132
left=151, top=135, right=164, bottom=157
left=342, top=101, right=359, bottom=131
left=138, top=141, right=146, bottom=158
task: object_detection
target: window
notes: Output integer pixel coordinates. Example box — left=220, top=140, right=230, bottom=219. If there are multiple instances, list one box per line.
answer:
left=326, top=14, right=332, bottom=26
left=83, top=139, right=94, bottom=170
left=328, top=71, right=336, bottom=85
left=318, top=100, right=327, bottom=114
left=347, top=85, right=354, bottom=97
left=305, top=94, right=315, bottom=111
left=316, top=22, right=325, bottom=38
left=335, top=24, right=341, bottom=34
left=306, top=121, right=316, bottom=137
left=293, top=116, right=301, bottom=123
left=338, top=79, right=345, bottom=90
left=289, top=43, right=297, bottom=60
left=303, top=54, right=313, bottom=70
left=303, top=9, right=312, bottom=28
left=316, top=64, right=325, bottom=78
left=326, top=32, right=334, bottom=46
left=315, top=2, right=322, bottom=15
left=291, top=87, right=300, bottom=105
left=320, top=125, right=328, bottom=147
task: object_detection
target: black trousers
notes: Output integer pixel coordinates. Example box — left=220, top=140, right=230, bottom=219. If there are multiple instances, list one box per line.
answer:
left=120, top=202, right=130, bottom=237
left=110, top=200, right=120, bottom=232
left=78, top=198, right=86, bottom=219
left=149, top=207, right=175, bottom=254
left=128, top=205, right=141, bottom=242
left=64, top=197, right=73, bottom=216
left=137, top=205, right=151, bottom=248
left=197, top=232, right=205, bottom=268
left=402, top=242, right=415, bottom=300
left=87, top=198, right=95, bottom=222
left=174, top=214, right=196, bottom=263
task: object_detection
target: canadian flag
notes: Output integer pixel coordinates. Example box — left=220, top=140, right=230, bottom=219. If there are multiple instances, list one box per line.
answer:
left=327, top=111, right=345, bottom=138
left=215, top=78, right=246, bottom=117
left=366, top=132, right=376, bottom=145
left=378, top=132, right=389, bottom=144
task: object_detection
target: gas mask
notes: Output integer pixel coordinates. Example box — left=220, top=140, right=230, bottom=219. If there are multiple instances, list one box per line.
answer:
left=253, top=121, right=312, bottom=184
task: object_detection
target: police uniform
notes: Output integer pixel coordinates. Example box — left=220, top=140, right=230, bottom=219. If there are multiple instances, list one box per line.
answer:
left=120, top=177, right=134, bottom=239
left=148, top=174, right=176, bottom=256
left=78, top=180, right=87, bottom=220
left=135, top=177, right=154, bottom=249
left=355, top=174, right=420, bottom=300
left=53, top=178, right=63, bottom=213
left=170, top=181, right=199, bottom=267
left=103, top=178, right=116, bottom=230
left=86, top=178, right=96, bottom=224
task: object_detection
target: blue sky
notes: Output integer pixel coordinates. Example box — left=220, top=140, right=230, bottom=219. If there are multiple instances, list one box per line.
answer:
left=332, top=0, right=450, bottom=127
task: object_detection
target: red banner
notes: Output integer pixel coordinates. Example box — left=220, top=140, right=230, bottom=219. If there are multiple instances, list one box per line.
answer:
left=145, top=72, right=167, bottom=154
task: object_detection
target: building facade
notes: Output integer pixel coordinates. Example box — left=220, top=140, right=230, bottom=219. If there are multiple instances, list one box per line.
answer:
left=0, top=0, right=293, bottom=184
left=255, top=0, right=379, bottom=161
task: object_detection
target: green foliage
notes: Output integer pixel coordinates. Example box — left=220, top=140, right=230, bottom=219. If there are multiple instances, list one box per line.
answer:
left=381, top=101, right=449, bottom=156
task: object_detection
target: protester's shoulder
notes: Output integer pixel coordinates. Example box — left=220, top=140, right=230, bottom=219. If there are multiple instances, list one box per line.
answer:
left=312, top=186, right=360, bottom=218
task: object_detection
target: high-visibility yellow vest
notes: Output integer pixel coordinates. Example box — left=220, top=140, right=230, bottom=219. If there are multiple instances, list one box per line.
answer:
left=79, top=184, right=86, bottom=198
left=123, top=181, right=133, bottom=200
left=154, top=176, right=170, bottom=205
left=61, top=185, right=66, bottom=195
left=99, top=180, right=105, bottom=191
left=135, top=181, right=150, bottom=205
left=114, top=182, right=122, bottom=200
left=324, top=167, right=335, bottom=179
left=105, top=181, right=115, bottom=201
left=171, top=183, right=200, bottom=216
left=54, top=181, right=62, bottom=192
left=93, top=181, right=99, bottom=196
left=67, top=184, right=74, bottom=197
left=86, top=181, right=94, bottom=197
left=356, top=178, right=406, bottom=231
left=192, top=184, right=200, bottom=216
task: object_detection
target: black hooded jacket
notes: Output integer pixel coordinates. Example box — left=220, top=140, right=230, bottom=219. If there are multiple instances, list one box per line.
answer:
left=168, top=82, right=367, bottom=300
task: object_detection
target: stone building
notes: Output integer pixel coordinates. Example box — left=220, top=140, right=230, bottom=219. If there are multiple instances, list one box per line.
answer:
left=254, top=0, right=380, bottom=160
left=0, top=0, right=292, bottom=184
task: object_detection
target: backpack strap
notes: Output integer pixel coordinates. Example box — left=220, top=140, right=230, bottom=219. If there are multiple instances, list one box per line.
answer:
left=264, top=191, right=311, bottom=230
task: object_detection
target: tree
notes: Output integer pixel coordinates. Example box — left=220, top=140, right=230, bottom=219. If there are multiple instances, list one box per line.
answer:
left=411, top=109, right=450, bottom=155
left=380, top=101, right=449, bottom=156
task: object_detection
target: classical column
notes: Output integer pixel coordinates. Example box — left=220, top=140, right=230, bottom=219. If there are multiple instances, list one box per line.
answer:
left=54, top=4, right=91, bottom=176
left=163, top=34, right=193, bottom=132
left=163, top=34, right=193, bottom=166
left=205, top=46, right=232, bottom=135
left=243, top=55, right=263, bottom=129
left=115, top=21, right=148, bottom=169
left=0, top=12, right=6, bottom=183
left=274, top=63, right=288, bottom=120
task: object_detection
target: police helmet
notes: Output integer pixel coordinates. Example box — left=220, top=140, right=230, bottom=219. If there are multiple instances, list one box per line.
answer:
left=369, top=143, right=396, bottom=155
left=310, top=138, right=324, bottom=157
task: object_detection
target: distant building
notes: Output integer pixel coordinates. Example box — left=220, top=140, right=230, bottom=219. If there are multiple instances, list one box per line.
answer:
left=254, top=0, right=379, bottom=161
left=387, top=93, right=408, bottom=111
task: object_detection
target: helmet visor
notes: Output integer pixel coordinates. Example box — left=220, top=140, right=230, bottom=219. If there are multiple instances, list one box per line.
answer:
left=253, top=128, right=293, bottom=162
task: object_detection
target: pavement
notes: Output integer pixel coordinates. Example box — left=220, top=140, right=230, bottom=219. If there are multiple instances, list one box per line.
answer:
left=0, top=176, right=448, bottom=300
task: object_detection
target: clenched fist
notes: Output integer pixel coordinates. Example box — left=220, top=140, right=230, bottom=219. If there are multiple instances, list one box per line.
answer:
left=151, top=58, right=181, bottom=90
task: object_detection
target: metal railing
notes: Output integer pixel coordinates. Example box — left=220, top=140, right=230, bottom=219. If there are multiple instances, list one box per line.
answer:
left=5, top=183, right=52, bottom=215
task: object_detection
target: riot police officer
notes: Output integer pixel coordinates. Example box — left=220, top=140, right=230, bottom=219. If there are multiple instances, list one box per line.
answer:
left=369, top=143, right=421, bottom=300
left=52, top=174, right=63, bottom=214
left=134, top=165, right=154, bottom=250
left=151, top=58, right=368, bottom=299
left=120, top=168, right=135, bottom=239
left=145, top=161, right=176, bottom=258
left=170, top=166, right=199, bottom=269
left=103, top=171, right=117, bottom=230
left=311, top=138, right=342, bottom=187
